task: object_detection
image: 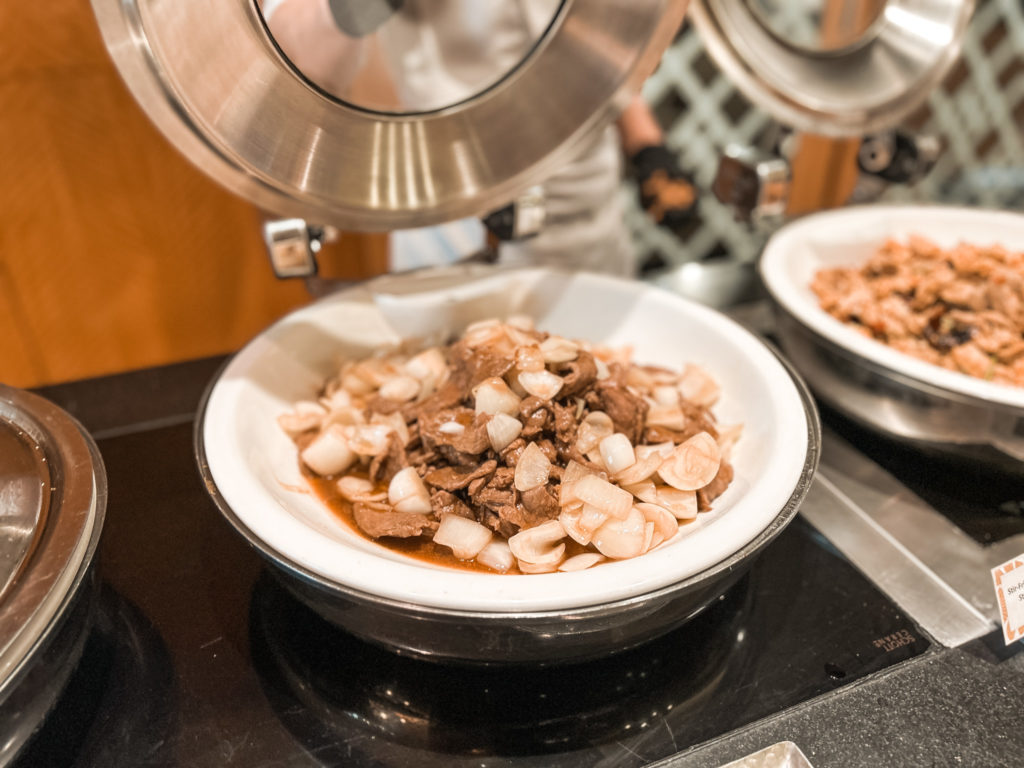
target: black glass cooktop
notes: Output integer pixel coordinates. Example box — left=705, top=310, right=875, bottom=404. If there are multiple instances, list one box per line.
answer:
left=13, top=417, right=931, bottom=767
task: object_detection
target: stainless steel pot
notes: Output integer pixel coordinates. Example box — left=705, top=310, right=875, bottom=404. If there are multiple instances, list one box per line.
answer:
left=0, top=386, right=107, bottom=762
left=771, top=307, right=1024, bottom=475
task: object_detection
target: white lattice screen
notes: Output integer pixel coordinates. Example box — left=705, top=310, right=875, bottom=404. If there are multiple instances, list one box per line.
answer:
left=625, top=0, right=1024, bottom=273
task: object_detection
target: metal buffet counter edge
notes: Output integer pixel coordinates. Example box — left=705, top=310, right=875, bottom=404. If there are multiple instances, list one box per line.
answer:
left=33, top=289, right=1024, bottom=768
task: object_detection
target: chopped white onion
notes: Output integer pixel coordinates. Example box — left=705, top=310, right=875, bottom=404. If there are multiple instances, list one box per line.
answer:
left=575, top=411, right=614, bottom=454
left=503, top=326, right=537, bottom=349
left=539, top=336, right=579, bottom=363
left=388, top=467, right=432, bottom=514
left=642, top=521, right=656, bottom=553
left=437, top=421, right=466, bottom=436
left=635, top=442, right=675, bottom=460
left=679, top=364, right=720, bottom=407
left=558, top=553, right=606, bottom=572
left=571, top=474, right=633, bottom=520
left=599, top=433, right=636, bottom=476
left=518, top=560, right=560, bottom=574
left=323, top=405, right=367, bottom=430
left=559, top=502, right=608, bottom=546
left=336, top=476, right=376, bottom=502
left=473, top=377, right=522, bottom=416
left=371, top=412, right=409, bottom=447
left=656, top=487, right=699, bottom=520
left=517, top=370, right=564, bottom=400
left=625, top=366, right=654, bottom=389
left=514, top=345, right=546, bottom=373
left=320, top=389, right=352, bottom=410
left=621, top=479, right=659, bottom=503
left=652, top=385, right=681, bottom=406
left=591, top=507, right=646, bottom=559
left=343, top=424, right=394, bottom=456
left=514, top=442, right=551, bottom=492
left=404, top=348, right=448, bottom=383
left=378, top=375, right=420, bottom=402
left=658, top=432, right=722, bottom=491
left=559, top=506, right=591, bottom=545
left=646, top=404, right=687, bottom=431
left=340, top=371, right=376, bottom=396
left=277, top=401, right=327, bottom=438
left=508, top=520, right=566, bottom=565
left=476, top=539, right=515, bottom=572
left=486, top=413, right=523, bottom=452
left=562, top=460, right=592, bottom=485
left=717, top=423, right=743, bottom=460
left=612, top=451, right=663, bottom=485
left=505, top=314, right=535, bottom=331
left=300, top=425, right=357, bottom=476
left=465, top=317, right=500, bottom=334
left=636, top=502, right=678, bottom=544
left=463, top=318, right=503, bottom=348
left=433, top=515, right=493, bottom=560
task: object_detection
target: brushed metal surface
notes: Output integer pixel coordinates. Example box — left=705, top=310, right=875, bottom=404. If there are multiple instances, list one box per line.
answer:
left=802, top=468, right=993, bottom=648
left=89, top=0, right=687, bottom=229
left=689, top=0, right=976, bottom=136
left=770, top=306, right=1024, bottom=475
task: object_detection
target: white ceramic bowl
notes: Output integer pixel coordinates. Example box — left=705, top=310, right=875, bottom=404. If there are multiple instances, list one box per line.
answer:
left=761, top=205, right=1024, bottom=411
left=201, top=267, right=812, bottom=614
left=760, top=205, right=1024, bottom=471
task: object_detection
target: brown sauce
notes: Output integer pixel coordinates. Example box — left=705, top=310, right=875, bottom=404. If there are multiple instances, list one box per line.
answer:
left=305, top=470, right=604, bottom=575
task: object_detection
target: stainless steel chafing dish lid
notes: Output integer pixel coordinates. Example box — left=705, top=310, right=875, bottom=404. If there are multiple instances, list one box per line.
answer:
left=0, top=385, right=105, bottom=699
left=689, top=0, right=975, bottom=136
left=89, top=0, right=686, bottom=230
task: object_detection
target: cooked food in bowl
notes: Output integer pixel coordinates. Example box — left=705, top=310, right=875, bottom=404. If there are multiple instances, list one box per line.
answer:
left=812, top=236, right=1024, bottom=387
left=278, top=317, right=740, bottom=575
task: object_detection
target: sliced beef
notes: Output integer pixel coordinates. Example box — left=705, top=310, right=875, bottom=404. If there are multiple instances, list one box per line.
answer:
left=367, top=433, right=409, bottom=485
left=589, top=382, right=649, bottom=443
left=353, top=503, right=437, bottom=539
left=419, top=408, right=491, bottom=464
left=552, top=401, right=579, bottom=448
left=448, top=339, right=515, bottom=389
left=519, top=396, right=552, bottom=438
left=553, top=351, right=598, bottom=398
left=364, top=395, right=405, bottom=415
left=494, top=502, right=553, bottom=536
left=499, top=437, right=527, bottom=467
left=423, top=460, right=496, bottom=492
left=402, top=379, right=465, bottom=424
left=697, top=460, right=734, bottom=511
left=520, top=484, right=560, bottom=521
left=429, top=490, right=475, bottom=520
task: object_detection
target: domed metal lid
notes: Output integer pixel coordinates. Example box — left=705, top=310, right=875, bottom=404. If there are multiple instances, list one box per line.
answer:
left=90, top=0, right=686, bottom=229
left=690, top=0, right=975, bottom=136
left=0, top=386, right=106, bottom=698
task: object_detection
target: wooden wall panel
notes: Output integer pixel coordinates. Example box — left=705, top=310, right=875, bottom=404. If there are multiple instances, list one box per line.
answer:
left=0, top=2, right=386, bottom=388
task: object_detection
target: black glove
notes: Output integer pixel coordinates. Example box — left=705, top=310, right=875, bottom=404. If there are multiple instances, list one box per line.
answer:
left=629, top=145, right=699, bottom=237
left=327, top=0, right=404, bottom=37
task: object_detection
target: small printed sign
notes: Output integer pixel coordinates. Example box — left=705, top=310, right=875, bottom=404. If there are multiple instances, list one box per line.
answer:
left=992, top=556, right=1024, bottom=646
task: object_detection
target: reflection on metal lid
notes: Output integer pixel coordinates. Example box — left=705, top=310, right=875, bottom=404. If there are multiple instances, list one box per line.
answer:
left=0, top=385, right=106, bottom=700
